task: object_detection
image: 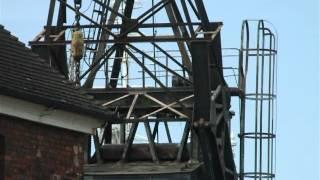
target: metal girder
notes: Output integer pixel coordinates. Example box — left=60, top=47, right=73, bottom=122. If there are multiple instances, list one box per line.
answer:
left=164, top=1, right=192, bottom=71
left=79, top=45, right=117, bottom=80
left=86, top=87, right=240, bottom=119
left=83, top=0, right=121, bottom=88
left=93, top=0, right=131, bottom=22
left=93, top=130, right=103, bottom=164
left=144, top=121, right=159, bottom=162
left=109, top=0, right=135, bottom=88
left=30, top=36, right=215, bottom=45
left=97, top=90, right=193, bottom=119
left=164, top=121, right=172, bottom=143
left=43, top=22, right=221, bottom=29
left=187, top=0, right=200, bottom=20
left=120, top=94, right=139, bottom=161
left=144, top=94, right=188, bottom=118
left=119, top=0, right=171, bottom=37
left=192, top=0, right=210, bottom=30
left=127, top=44, right=192, bottom=85
left=191, top=41, right=226, bottom=180
left=103, top=118, right=188, bottom=124
left=120, top=94, right=139, bottom=143
left=191, top=41, right=216, bottom=179
left=57, top=0, right=117, bottom=38
left=180, top=0, right=195, bottom=37
left=47, top=0, right=56, bottom=26
left=136, top=31, right=193, bottom=76
left=124, top=46, right=192, bottom=118
left=176, top=121, right=190, bottom=161
left=33, top=1, right=241, bottom=179
left=139, top=94, right=193, bottom=119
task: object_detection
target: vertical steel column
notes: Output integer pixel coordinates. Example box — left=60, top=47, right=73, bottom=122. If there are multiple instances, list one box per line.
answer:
left=47, top=0, right=56, bottom=26
left=191, top=41, right=214, bottom=180
left=191, top=40, right=226, bottom=180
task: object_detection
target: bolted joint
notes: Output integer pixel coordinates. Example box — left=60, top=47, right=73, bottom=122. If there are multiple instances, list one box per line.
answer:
left=193, top=118, right=210, bottom=128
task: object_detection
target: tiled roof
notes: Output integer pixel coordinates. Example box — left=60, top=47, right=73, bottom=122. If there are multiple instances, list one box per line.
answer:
left=0, top=25, right=114, bottom=120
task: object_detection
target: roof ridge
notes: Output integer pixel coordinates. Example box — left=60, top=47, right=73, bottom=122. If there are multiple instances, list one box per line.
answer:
left=0, top=25, right=49, bottom=61
left=0, top=26, right=78, bottom=88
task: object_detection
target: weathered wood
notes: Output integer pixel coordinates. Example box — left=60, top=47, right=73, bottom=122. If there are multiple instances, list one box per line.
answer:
left=84, top=161, right=203, bottom=180
left=101, top=143, right=189, bottom=161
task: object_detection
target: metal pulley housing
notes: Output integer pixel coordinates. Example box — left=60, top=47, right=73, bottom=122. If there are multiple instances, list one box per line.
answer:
left=71, top=30, right=84, bottom=62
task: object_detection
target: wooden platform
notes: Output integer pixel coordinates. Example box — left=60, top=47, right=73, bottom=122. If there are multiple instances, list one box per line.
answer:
left=99, top=143, right=189, bottom=161
left=84, top=162, right=204, bottom=180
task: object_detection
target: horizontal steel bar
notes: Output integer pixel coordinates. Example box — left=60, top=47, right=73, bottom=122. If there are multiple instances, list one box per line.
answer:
left=85, top=87, right=193, bottom=94
left=30, top=36, right=213, bottom=45
left=108, top=118, right=188, bottom=124
left=44, top=22, right=217, bottom=29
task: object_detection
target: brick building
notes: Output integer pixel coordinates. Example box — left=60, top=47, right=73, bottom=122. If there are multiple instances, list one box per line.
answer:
left=0, top=25, right=113, bottom=180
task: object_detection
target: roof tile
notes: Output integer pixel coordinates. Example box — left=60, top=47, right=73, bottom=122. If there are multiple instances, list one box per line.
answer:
left=0, top=25, right=113, bottom=120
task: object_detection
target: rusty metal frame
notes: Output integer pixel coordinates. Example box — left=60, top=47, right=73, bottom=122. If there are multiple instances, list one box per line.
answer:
left=30, top=1, right=243, bottom=179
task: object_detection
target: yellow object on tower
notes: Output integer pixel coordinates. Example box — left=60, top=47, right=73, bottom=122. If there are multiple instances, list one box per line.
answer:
left=71, top=30, right=84, bottom=61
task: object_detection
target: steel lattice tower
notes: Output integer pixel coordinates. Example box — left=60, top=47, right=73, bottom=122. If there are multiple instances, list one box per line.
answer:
left=30, top=1, right=277, bottom=179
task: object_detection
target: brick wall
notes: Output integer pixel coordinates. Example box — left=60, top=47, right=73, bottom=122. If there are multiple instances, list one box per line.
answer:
left=0, top=114, right=88, bottom=180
